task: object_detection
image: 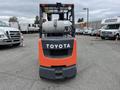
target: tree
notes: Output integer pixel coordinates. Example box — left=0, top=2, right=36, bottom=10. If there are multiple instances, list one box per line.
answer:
left=9, top=16, right=18, bottom=22
left=34, top=16, right=39, bottom=24
left=8, top=16, right=21, bottom=30
left=77, top=18, right=84, bottom=23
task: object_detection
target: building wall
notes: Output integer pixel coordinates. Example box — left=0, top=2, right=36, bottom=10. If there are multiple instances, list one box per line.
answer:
left=88, top=20, right=102, bottom=29
left=75, top=22, right=86, bottom=29
left=75, top=20, right=102, bottom=30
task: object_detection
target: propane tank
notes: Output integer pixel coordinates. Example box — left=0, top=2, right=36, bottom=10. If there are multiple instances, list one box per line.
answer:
left=42, top=20, right=72, bottom=33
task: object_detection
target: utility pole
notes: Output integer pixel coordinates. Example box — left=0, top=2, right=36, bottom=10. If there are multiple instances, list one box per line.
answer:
left=83, top=8, right=89, bottom=29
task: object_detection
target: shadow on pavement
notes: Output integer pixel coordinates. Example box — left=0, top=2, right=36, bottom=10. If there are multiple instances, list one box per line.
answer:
left=39, top=75, right=77, bottom=85
left=0, top=45, right=22, bottom=51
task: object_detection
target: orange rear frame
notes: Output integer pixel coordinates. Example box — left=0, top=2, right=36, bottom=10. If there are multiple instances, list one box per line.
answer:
left=38, top=38, right=77, bottom=67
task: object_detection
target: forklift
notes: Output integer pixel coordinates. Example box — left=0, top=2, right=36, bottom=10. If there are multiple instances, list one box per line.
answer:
left=38, top=3, right=77, bottom=80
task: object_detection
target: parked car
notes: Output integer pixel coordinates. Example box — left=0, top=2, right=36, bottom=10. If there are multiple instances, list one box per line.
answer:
left=100, top=17, right=120, bottom=40
left=90, top=29, right=98, bottom=36
left=83, top=29, right=92, bottom=35
left=0, top=21, right=23, bottom=46
left=75, top=28, right=84, bottom=35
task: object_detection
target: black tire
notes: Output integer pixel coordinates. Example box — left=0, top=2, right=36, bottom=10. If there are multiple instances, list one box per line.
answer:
left=39, top=68, right=43, bottom=79
left=101, top=37, right=105, bottom=40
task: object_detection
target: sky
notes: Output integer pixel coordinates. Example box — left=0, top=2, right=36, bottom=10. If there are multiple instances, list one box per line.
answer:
left=0, top=0, right=120, bottom=23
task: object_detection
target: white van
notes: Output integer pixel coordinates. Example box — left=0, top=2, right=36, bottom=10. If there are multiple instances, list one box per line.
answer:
left=100, top=17, right=120, bottom=39
left=0, top=21, right=23, bottom=46
left=28, top=24, right=39, bottom=33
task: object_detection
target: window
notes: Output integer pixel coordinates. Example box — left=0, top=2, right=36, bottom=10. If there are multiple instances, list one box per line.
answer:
left=106, top=24, right=120, bottom=29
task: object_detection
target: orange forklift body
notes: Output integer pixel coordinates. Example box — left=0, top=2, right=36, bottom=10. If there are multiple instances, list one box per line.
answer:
left=38, top=38, right=77, bottom=67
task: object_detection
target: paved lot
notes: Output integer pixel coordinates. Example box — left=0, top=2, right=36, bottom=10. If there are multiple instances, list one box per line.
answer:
left=0, top=34, right=120, bottom=90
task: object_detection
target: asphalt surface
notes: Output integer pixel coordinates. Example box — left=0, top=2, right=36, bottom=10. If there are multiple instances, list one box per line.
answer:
left=0, top=34, right=120, bottom=90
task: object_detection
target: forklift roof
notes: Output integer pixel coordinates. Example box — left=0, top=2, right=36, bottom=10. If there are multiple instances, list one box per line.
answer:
left=40, top=3, right=74, bottom=7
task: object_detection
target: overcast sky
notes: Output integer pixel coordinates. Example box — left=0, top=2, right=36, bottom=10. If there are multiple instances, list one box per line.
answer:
left=0, top=0, right=120, bottom=23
